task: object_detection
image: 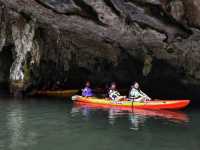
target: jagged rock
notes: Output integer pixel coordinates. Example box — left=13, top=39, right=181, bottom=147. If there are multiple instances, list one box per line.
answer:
left=168, top=0, right=185, bottom=22
left=0, top=4, right=6, bottom=51
left=0, top=0, right=200, bottom=102
left=10, top=15, right=35, bottom=81
left=183, top=0, right=200, bottom=28
left=36, top=0, right=81, bottom=14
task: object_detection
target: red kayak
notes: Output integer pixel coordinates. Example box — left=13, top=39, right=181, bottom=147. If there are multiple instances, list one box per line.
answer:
left=75, top=102, right=189, bottom=122
left=72, top=96, right=191, bottom=110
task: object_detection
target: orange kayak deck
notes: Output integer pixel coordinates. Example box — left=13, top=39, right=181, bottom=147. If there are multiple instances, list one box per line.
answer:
left=73, top=96, right=190, bottom=110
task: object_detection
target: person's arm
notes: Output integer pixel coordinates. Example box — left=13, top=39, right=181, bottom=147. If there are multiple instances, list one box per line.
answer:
left=116, top=91, right=121, bottom=96
left=140, top=90, right=151, bottom=100
left=82, top=88, right=87, bottom=96
left=108, top=90, right=113, bottom=100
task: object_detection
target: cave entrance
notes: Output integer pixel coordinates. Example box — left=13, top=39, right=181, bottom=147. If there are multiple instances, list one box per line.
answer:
left=0, top=45, right=14, bottom=94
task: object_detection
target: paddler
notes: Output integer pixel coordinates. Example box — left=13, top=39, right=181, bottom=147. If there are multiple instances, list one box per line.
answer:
left=129, top=82, right=151, bottom=102
left=82, top=81, right=94, bottom=97
left=108, top=82, right=126, bottom=101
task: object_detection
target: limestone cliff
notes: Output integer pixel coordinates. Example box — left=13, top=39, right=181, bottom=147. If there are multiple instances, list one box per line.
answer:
left=0, top=0, right=200, bottom=102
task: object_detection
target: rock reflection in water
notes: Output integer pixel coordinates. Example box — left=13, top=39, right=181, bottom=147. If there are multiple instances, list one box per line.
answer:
left=7, top=101, right=38, bottom=150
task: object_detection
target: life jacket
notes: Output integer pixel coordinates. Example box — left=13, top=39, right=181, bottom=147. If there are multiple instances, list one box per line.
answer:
left=108, top=89, right=121, bottom=100
left=82, top=87, right=93, bottom=97
left=129, top=88, right=144, bottom=99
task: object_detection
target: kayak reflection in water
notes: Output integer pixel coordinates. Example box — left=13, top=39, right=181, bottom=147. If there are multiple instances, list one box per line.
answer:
left=129, top=82, right=151, bottom=102
left=108, top=82, right=126, bottom=101
left=129, top=113, right=146, bottom=130
left=108, top=108, right=146, bottom=129
left=82, top=81, right=94, bottom=97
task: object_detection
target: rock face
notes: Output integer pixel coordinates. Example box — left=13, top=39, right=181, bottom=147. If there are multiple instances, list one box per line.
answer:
left=0, top=0, right=200, bottom=102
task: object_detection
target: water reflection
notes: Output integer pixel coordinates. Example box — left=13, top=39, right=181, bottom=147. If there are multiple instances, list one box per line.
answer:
left=7, top=101, right=24, bottom=149
left=72, top=102, right=189, bottom=129
left=129, top=114, right=145, bottom=130
left=7, top=101, right=38, bottom=150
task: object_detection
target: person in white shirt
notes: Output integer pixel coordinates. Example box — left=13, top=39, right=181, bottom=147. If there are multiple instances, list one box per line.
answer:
left=129, top=82, right=151, bottom=102
left=108, top=82, right=126, bottom=101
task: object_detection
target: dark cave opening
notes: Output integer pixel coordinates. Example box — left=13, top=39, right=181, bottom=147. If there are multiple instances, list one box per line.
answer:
left=142, top=59, right=200, bottom=107
left=0, top=45, right=14, bottom=94
left=66, top=57, right=200, bottom=107
left=33, top=51, right=200, bottom=107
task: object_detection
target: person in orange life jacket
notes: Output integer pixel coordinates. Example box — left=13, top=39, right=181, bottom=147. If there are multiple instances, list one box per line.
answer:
left=82, top=81, right=94, bottom=97
left=108, top=82, right=126, bottom=101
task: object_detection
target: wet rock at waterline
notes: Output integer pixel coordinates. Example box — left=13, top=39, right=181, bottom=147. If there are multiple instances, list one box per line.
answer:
left=0, top=0, right=200, bottom=102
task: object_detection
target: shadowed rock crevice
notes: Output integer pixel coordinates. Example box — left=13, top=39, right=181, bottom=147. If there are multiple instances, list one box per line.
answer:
left=132, top=0, right=192, bottom=32
left=35, top=0, right=81, bottom=14
left=124, top=1, right=191, bottom=42
left=0, top=45, right=14, bottom=89
left=103, top=0, right=121, bottom=17
left=35, top=0, right=106, bottom=26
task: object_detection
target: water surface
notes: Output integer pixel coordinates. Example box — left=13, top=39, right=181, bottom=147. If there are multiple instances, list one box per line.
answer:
left=0, top=96, right=199, bottom=150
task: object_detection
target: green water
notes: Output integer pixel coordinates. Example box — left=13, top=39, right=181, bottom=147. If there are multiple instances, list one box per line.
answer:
left=0, top=97, right=199, bottom=150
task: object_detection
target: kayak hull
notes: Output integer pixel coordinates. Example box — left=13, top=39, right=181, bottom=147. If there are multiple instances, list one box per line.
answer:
left=35, top=89, right=79, bottom=97
left=73, top=96, right=190, bottom=110
left=75, top=102, right=189, bottom=122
